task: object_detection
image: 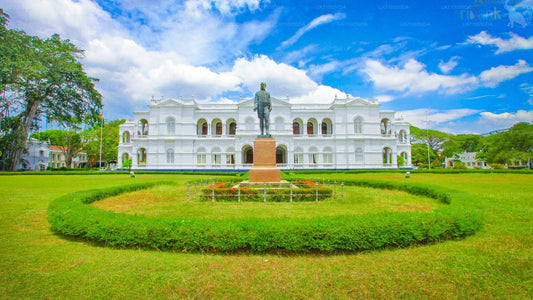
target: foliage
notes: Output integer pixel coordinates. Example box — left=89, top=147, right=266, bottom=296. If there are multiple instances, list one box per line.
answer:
left=47, top=179, right=483, bottom=253
left=453, top=161, right=467, bottom=169
left=441, top=134, right=483, bottom=158
left=199, top=181, right=333, bottom=202
left=0, top=10, right=101, bottom=171
left=82, top=119, right=124, bottom=166
left=32, top=128, right=85, bottom=168
left=397, top=154, right=406, bottom=167
left=410, top=125, right=451, bottom=166
left=478, top=122, right=533, bottom=165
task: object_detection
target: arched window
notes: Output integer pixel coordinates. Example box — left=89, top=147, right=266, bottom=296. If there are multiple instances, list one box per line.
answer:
left=322, top=118, right=332, bottom=136
left=122, top=131, right=131, bottom=143
left=226, top=147, right=235, bottom=165
left=212, top=147, right=222, bottom=166
left=355, top=148, right=364, bottom=164
left=307, top=122, right=314, bottom=135
left=227, top=120, right=237, bottom=136
left=293, top=122, right=300, bottom=135
left=276, top=145, right=287, bottom=164
left=197, top=119, right=207, bottom=136
left=309, top=147, right=318, bottom=165
left=138, top=119, right=149, bottom=136
left=122, top=153, right=129, bottom=164
left=242, top=145, right=253, bottom=164
left=137, top=148, right=147, bottom=165
left=196, top=148, right=206, bottom=166
left=39, top=150, right=45, bottom=157
left=294, top=147, right=304, bottom=165
left=323, top=147, right=333, bottom=165
left=380, top=118, right=391, bottom=136
left=383, top=147, right=392, bottom=164
left=398, top=130, right=407, bottom=143
left=354, top=117, right=363, bottom=134
left=166, top=118, right=175, bottom=135
left=166, top=149, right=174, bottom=164
left=212, top=119, right=222, bottom=136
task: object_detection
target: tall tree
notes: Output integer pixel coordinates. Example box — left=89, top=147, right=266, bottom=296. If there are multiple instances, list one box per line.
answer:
left=0, top=10, right=101, bottom=171
left=82, top=119, right=124, bottom=167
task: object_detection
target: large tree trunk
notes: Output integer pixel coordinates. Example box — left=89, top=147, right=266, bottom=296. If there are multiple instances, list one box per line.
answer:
left=8, top=98, right=41, bottom=171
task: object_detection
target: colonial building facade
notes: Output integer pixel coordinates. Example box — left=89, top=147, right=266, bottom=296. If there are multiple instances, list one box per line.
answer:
left=117, top=96, right=411, bottom=170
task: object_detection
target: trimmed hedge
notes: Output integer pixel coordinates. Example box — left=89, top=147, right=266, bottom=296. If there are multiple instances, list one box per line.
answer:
left=48, top=180, right=482, bottom=253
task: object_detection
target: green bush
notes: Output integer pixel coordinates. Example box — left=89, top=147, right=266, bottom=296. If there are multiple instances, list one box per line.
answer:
left=48, top=181, right=482, bottom=253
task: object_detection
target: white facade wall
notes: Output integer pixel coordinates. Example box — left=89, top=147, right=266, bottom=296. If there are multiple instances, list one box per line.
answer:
left=118, top=96, right=412, bottom=170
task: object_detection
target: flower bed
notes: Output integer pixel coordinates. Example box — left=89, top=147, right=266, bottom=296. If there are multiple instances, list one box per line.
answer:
left=199, top=181, right=333, bottom=202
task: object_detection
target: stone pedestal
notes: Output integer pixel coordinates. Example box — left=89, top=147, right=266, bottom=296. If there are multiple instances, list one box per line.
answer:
left=249, top=137, right=281, bottom=182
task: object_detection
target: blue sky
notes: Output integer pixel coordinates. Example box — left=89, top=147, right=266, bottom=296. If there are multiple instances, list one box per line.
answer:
left=3, top=0, right=533, bottom=134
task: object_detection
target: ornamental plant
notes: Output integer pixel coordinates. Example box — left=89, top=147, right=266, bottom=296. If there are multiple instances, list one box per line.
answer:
left=199, top=181, right=333, bottom=202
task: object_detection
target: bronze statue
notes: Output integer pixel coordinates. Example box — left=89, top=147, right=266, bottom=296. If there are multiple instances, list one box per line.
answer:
left=254, top=82, right=272, bottom=137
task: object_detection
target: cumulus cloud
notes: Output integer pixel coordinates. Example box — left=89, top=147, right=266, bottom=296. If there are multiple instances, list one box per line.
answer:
left=362, top=59, right=478, bottom=94
left=479, top=60, right=533, bottom=87
left=466, top=31, right=533, bottom=54
left=438, top=56, right=460, bottom=74
left=478, top=110, right=533, bottom=129
left=396, top=108, right=481, bottom=129
left=374, top=95, right=395, bottom=103
left=278, top=13, right=346, bottom=50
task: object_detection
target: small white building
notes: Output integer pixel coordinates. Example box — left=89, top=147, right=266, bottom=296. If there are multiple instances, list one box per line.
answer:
left=444, top=152, right=489, bottom=169
left=117, top=96, right=411, bottom=171
left=49, top=146, right=88, bottom=169
left=20, top=138, right=50, bottom=171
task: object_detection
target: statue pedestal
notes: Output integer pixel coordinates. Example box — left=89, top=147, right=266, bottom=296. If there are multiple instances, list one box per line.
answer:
left=249, top=137, right=281, bottom=182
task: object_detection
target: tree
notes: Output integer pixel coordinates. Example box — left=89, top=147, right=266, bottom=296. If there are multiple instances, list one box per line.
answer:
left=410, top=125, right=451, bottom=166
left=82, top=119, right=124, bottom=167
left=441, top=134, right=482, bottom=158
left=32, top=126, right=86, bottom=168
left=0, top=10, right=101, bottom=171
left=479, top=122, right=533, bottom=166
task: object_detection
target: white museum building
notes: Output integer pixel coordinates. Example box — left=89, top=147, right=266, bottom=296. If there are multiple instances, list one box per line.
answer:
left=117, top=96, right=412, bottom=171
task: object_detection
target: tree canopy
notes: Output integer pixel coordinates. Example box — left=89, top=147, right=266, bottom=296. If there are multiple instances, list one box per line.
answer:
left=0, top=9, right=101, bottom=170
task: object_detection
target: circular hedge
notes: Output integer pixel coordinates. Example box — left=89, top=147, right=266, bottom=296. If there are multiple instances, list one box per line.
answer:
left=47, top=180, right=482, bottom=253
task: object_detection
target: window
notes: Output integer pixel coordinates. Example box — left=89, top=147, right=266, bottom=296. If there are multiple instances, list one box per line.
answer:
left=293, top=122, right=300, bottom=135
left=323, top=147, right=333, bottom=165
left=398, top=130, right=407, bottom=143
left=166, top=118, right=175, bottom=135
left=354, top=117, right=363, bottom=134
left=380, top=119, right=391, bottom=136
left=294, top=148, right=303, bottom=165
left=309, top=147, right=318, bottom=165
left=123, top=131, right=131, bottom=143
left=382, top=147, right=392, bottom=164
left=139, top=119, right=149, bottom=136
left=137, top=148, right=147, bottom=164
left=213, top=154, right=221, bottom=165
left=197, top=154, right=206, bottom=165
left=166, top=149, right=174, bottom=164
left=307, top=122, right=314, bottom=135
left=197, top=148, right=207, bottom=166
left=39, top=150, right=45, bottom=157
left=228, top=122, right=236, bottom=135
left=226, top=154, right=235, bottom=165
left=197, top=119, right=208, bottom=136
left=215, top=122, right=222, bottom=135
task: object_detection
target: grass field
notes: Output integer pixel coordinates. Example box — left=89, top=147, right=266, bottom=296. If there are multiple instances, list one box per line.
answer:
left=0, top=173, right=531, bottom=298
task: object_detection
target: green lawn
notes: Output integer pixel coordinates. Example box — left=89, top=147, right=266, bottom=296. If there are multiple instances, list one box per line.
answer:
left=0, top=173, right=531, bottom=298
left=93, top=184, right=442, bottom=219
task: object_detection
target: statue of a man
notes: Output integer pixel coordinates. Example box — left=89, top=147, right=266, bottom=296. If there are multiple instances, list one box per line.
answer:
left=254, top=82, right=272, bottom=137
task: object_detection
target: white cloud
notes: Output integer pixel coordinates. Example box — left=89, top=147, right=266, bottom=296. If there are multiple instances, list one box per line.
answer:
left=478, top=110, right=533, bottom=129
left=438, top=56, right=460, bottom=74
left=396, top=108, right=481, bottom=129
left=291, top=85, right=347, bottom=104
left=466, top=31, right=533, bottom=54
left=374, top=95, right=395, bottom=103
left=479, top=60, right=533, bottom=87
left=278, top=13, right=346, bottom=50
left=362, top=59, right=478, bottom=94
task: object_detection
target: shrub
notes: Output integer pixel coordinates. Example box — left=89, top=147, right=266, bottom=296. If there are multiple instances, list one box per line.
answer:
left=48, top=181, right=482, bottom=253
left=491, top=163, right=504, bottom=169
left=199, top=181, right=332, bottom=202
